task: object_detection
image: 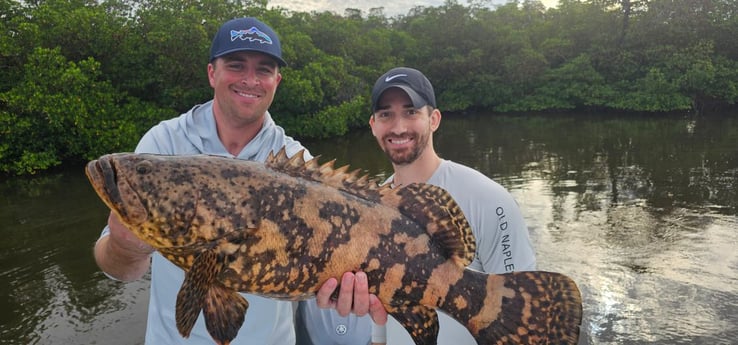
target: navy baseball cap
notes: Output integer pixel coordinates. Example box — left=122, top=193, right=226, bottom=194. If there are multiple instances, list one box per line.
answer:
left=371, top=67, right=436, bottom=112
left=209, top=17, right=287, bottom=67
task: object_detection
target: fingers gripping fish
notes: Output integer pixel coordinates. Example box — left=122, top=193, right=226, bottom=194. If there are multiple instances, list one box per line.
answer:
left=86, top=148, right=582, bottom=345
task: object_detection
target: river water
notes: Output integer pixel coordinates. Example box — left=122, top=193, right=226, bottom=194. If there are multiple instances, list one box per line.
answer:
left=1, top=112, right=736, bottom=344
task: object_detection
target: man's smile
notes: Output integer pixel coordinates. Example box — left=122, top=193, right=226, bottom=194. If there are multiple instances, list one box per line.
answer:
left=387, top=136, right=413, bottom=146
left=234, top=87, right=261, bottom=99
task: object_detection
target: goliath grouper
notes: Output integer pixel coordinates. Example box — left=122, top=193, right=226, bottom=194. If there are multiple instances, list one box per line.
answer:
left=86, top=149, right=582, bottom=345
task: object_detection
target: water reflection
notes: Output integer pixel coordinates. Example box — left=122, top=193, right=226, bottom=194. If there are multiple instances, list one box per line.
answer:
left=1, top=113, right=737, bottom=344
left=0, top=171, right=148, bottom=345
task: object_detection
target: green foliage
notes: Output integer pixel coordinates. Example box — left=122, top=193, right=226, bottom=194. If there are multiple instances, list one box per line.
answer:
left=2, top=0, right=738, bottom=175
left=0, top=47, right=168, bottom=174
left=498, top=54, right=613, bottom=111
left=609, top=68, right=692, bottom=111
left=272, top=53, right=367, bottom=136
left=284, top=96, right=368, bottom=139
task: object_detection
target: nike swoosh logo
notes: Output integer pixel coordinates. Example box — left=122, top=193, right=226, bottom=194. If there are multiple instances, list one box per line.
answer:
left=385, top=74, right=407, bottom=82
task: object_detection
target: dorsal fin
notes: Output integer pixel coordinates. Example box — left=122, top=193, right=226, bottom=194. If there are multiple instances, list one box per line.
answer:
left=380, top=183, right=476, bottom=267
left=266, top=147, right=386, bottom=201
left=266, top=148, right=475, bottom=265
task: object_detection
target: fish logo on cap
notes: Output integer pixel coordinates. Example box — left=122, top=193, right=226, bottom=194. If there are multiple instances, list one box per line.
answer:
left=230, top=27, right=273, bottom=45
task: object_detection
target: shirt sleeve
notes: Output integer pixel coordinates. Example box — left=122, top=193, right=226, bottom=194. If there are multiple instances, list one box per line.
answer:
left=474, top=188, right=537, bottom=273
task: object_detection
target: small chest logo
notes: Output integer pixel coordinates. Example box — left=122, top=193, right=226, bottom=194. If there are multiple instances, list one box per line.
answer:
left=335, top=324, right=347, bottom=335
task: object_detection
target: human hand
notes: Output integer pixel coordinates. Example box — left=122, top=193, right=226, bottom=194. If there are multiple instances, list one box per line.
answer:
left=93, top=212, right=154, bottom=281
left=316, top=271, right=388, bottom=325
left=107, top=212, right=154, bottom=256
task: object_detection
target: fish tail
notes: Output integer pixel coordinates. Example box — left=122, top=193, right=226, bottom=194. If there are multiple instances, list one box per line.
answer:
left=441, top=270, right=582, bottom=344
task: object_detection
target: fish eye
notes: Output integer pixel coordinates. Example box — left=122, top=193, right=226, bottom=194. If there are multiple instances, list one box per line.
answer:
left=136, top=160, right=153, bottom=174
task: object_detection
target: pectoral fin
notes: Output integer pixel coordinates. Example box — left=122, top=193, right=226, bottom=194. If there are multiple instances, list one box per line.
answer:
left=176, top=250, right=220, bottom=338
left=391, top=304, right=440, bottom=345
left=175, top=250, right=249, bottom=345
left=203, top=282, right=249, bottom=345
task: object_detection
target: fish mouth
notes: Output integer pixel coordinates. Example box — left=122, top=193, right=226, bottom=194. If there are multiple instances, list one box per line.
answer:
left=86, top=157, right=120, bottom=207
left=85, top=155, right=147, bottom=225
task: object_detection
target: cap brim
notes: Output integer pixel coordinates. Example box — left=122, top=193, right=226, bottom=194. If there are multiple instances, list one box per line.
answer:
left=210, top=48, right=287, bottom=67
left=372, top=85, right=427, bottom=112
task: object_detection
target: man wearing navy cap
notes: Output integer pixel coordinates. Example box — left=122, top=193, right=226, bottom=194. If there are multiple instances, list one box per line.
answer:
left=93, top=17, right=308, bottom=345
left=299, top=67, right=537, bottom=344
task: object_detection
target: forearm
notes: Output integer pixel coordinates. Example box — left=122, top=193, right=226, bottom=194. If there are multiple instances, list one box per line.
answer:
left=94, top=231, right=152, bottom=282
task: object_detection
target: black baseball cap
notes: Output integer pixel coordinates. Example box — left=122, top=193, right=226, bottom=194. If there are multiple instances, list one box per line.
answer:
left=371, top=67, right=436, bottom=112
left=209, top=17, right=287, bottom=67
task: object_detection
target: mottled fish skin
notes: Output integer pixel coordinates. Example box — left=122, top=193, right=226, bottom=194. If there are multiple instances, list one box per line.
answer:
left=86, top=149, right=582, bottom=345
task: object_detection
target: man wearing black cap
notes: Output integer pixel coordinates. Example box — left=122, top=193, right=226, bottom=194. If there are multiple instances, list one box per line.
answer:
left=93, top=17, right=307, bottom=344
left=300, top=67, right=537, bottom=344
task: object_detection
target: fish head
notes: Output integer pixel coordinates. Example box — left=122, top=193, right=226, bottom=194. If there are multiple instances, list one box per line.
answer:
left=86, top=153, right=210, bottom=249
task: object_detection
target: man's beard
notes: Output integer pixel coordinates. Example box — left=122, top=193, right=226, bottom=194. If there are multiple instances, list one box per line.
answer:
left=381, top=130, right=430, bottom=165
